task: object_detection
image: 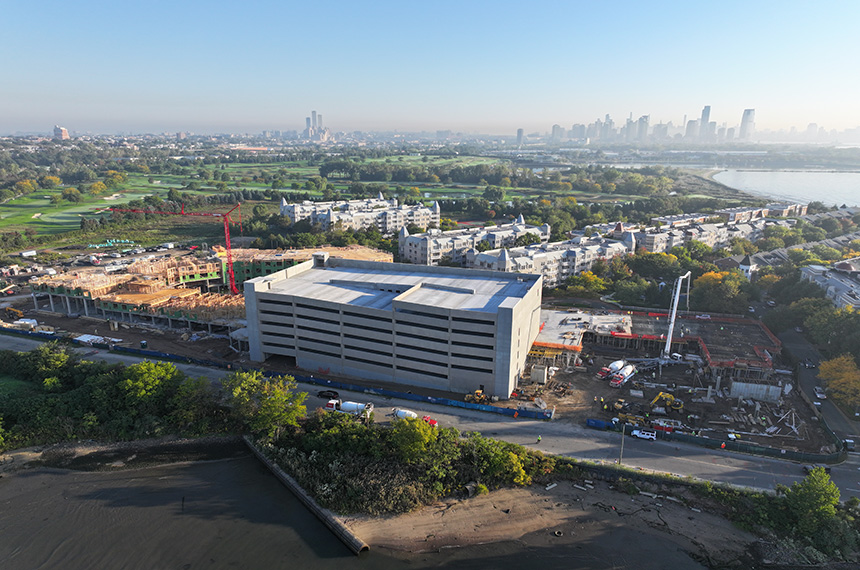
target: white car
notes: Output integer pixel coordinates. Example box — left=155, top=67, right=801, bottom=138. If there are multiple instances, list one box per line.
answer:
left=631, top=429, right=657, bottom=441
left=814, top=387, right=827, bottom=400
left=695, top=314, right=711, bottom=320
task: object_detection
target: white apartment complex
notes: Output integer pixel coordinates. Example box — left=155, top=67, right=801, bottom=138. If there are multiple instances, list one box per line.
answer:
left=244, top=253, right=543, bottom=399
left=465, top=235, right=633, bottom=287
left=280, top=193, right=440, bottom=234
left=800, top=259, right=860, bottom=310
left=399, top=216, right=551, bottom=265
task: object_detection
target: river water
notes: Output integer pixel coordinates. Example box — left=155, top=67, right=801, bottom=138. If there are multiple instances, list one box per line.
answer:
left=0, top=454, right=708, bottom=570
left=712, top=169, right=860, bottom=207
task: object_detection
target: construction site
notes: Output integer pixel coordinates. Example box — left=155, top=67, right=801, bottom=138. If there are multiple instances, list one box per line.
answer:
left=0, top=247, right=835, bottom=454
left=513, top=305, right=835, bottom=454
left=3, top=245, right=392, bottom=355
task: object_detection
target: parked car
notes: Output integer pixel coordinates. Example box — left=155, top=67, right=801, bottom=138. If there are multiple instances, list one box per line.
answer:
left=814, top=386, right=827, bottom=399
left=803, top=464, right=831, bottom=474
left=695, top=314, right=711, bottom=320
left=317, top=389, right=339, bottom=399
left=795, top=326, right=803, bottom=333
left=630, top=429, right=657, bottom=441
left=748, top=306, right=755, bottom=313
left=421, top=415, right=439, bottom=428
left=766, top=300, right=777, bottom=307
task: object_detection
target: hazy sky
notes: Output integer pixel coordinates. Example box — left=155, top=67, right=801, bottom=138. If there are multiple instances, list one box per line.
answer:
left=3, top=0, right=859, bottom=135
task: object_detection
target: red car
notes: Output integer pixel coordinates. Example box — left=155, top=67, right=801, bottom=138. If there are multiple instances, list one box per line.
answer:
left=422, top=415, right=438, bottom=428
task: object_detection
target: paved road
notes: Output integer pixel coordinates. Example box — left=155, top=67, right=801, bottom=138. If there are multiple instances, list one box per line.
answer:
left=5, top=333, right=860, bottom=498
left=778, top=328, right=860, bottom=442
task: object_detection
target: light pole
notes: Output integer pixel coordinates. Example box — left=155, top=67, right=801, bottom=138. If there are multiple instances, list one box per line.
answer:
left=619, top=424, right=625, bottom=465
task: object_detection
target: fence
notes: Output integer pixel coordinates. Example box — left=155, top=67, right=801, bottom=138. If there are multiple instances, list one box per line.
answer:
left=0, top=327, right=554, bottom=421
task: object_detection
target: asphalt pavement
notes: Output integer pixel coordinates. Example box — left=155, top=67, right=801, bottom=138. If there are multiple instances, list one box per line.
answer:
left=4, top=332, right=860, bottom=498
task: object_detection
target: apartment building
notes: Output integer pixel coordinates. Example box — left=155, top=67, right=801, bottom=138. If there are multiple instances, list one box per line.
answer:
left=399, top=216, right=551, bottom=265
left=465, top=236, right=632, bottom=287
left=800, top=259, right=860, bottom=310
left=280, top=193, right=440, bottom=233
left=244, top=253, right=543, bottom=399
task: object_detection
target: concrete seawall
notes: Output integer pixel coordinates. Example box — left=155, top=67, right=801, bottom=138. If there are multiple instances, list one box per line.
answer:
left=242, top=436, right=369, bottom=555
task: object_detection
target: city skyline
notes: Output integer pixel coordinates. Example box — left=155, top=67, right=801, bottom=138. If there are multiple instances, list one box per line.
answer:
left=3, top=1, right=859, bottom=135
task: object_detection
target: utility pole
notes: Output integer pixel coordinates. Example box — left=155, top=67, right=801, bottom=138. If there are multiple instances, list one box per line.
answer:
left=619, top=424, right=626, bottom=465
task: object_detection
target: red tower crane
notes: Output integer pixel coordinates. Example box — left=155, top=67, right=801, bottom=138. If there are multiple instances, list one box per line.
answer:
left=108, top=203, right=243, bottom=294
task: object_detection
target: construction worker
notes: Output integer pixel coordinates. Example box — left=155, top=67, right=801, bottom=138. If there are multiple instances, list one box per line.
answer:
left=537, top=435, right=542, bottom=443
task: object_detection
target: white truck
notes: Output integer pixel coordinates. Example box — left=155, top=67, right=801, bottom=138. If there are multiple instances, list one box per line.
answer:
left=324, top=399, right=374, bottom=420
left=609, top=364, right=636, bottom=387
left=392, top=408, right=419, bottom=420
left=597, top=359, right=626, bottom=378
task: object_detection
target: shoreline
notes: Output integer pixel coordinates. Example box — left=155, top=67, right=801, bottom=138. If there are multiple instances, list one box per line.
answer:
left=1, top=436, right=755, bottom=567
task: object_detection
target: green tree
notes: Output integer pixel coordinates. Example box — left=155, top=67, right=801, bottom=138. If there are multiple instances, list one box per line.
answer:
left=223, top=370, right=307, bottom=441
left=482, top=185, right=505, bottom=203
left=61, top=187, right=83, bottom=202
left=120, top=360, right=183, bottom=413
left=783, top=467, right=840, bottom=536
left=514, top=233, right=540, bottom=247
left=390, top=417, right=437, bottom=464
left=39, top=175, right=61, bottom=189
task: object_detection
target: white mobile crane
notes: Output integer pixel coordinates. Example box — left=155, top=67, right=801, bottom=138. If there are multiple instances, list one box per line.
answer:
left=661, top=271, right=691, bottom=363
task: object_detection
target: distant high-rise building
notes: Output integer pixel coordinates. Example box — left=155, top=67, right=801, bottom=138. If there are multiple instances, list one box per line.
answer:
left=53, top=125, right=69, bottom=140
left=739, top=109, right=755, bottom=140
left=551, top=124, right=566, bottom=141
left=698, top=106, right=711, bottom=141
left=176, top=132, right=187, bottom=140
left=312, top=110, right=317, bottom=129
left=637, top=115, right=649, bottom=142
left=726, top=127, right=735, bottom=141
left=685, top=119, right=699, bottom=139
left=569, top=124, right=586, bottom=140
left=306, top=117, right=312, bottom=130
left=516, top=128, right=524, bottom=146
left=317, top=114, right=323, bottom=129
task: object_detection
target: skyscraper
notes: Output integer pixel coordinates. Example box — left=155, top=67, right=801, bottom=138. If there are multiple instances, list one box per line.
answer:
left=516, top=128, right=524, bottom=146
left=739, top=109, right=755, bottom=140
left=312, top=110, right=317, bottom=129
left=698, top=106, right=711, bottom=141
left=637, top=115, right=649, bottom=142
left=53, top=125, right=69, bottom=140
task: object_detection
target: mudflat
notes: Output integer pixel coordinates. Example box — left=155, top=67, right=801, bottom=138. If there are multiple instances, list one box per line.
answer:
left=0, top=439, right=756, bottom=569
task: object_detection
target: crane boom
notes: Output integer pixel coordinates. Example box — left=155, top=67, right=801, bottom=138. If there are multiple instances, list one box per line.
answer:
left=662, top=271, right=691, bottom=361
left=108, top=203, right=242, bottom=295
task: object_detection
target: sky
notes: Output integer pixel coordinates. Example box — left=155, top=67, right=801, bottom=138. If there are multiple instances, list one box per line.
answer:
left=2, top=0, right=860, bottom=135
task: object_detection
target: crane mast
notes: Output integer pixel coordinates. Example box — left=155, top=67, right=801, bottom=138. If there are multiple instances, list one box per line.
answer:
left=107, top=203, right=242, bottom=295
left=662, top=271, right=691, bottom=361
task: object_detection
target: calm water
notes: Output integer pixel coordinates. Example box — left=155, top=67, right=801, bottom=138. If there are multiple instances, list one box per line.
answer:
left=0, top=456, right=707, bottom=570
left=713, top=169, right=860, bottom=207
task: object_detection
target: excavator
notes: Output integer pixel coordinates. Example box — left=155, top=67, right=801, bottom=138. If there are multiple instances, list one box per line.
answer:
left=4, top=306, right=23, bottom=320
left=614, top=412, right=648, bottom=426
left=650, top=391, right=684, bottom=412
